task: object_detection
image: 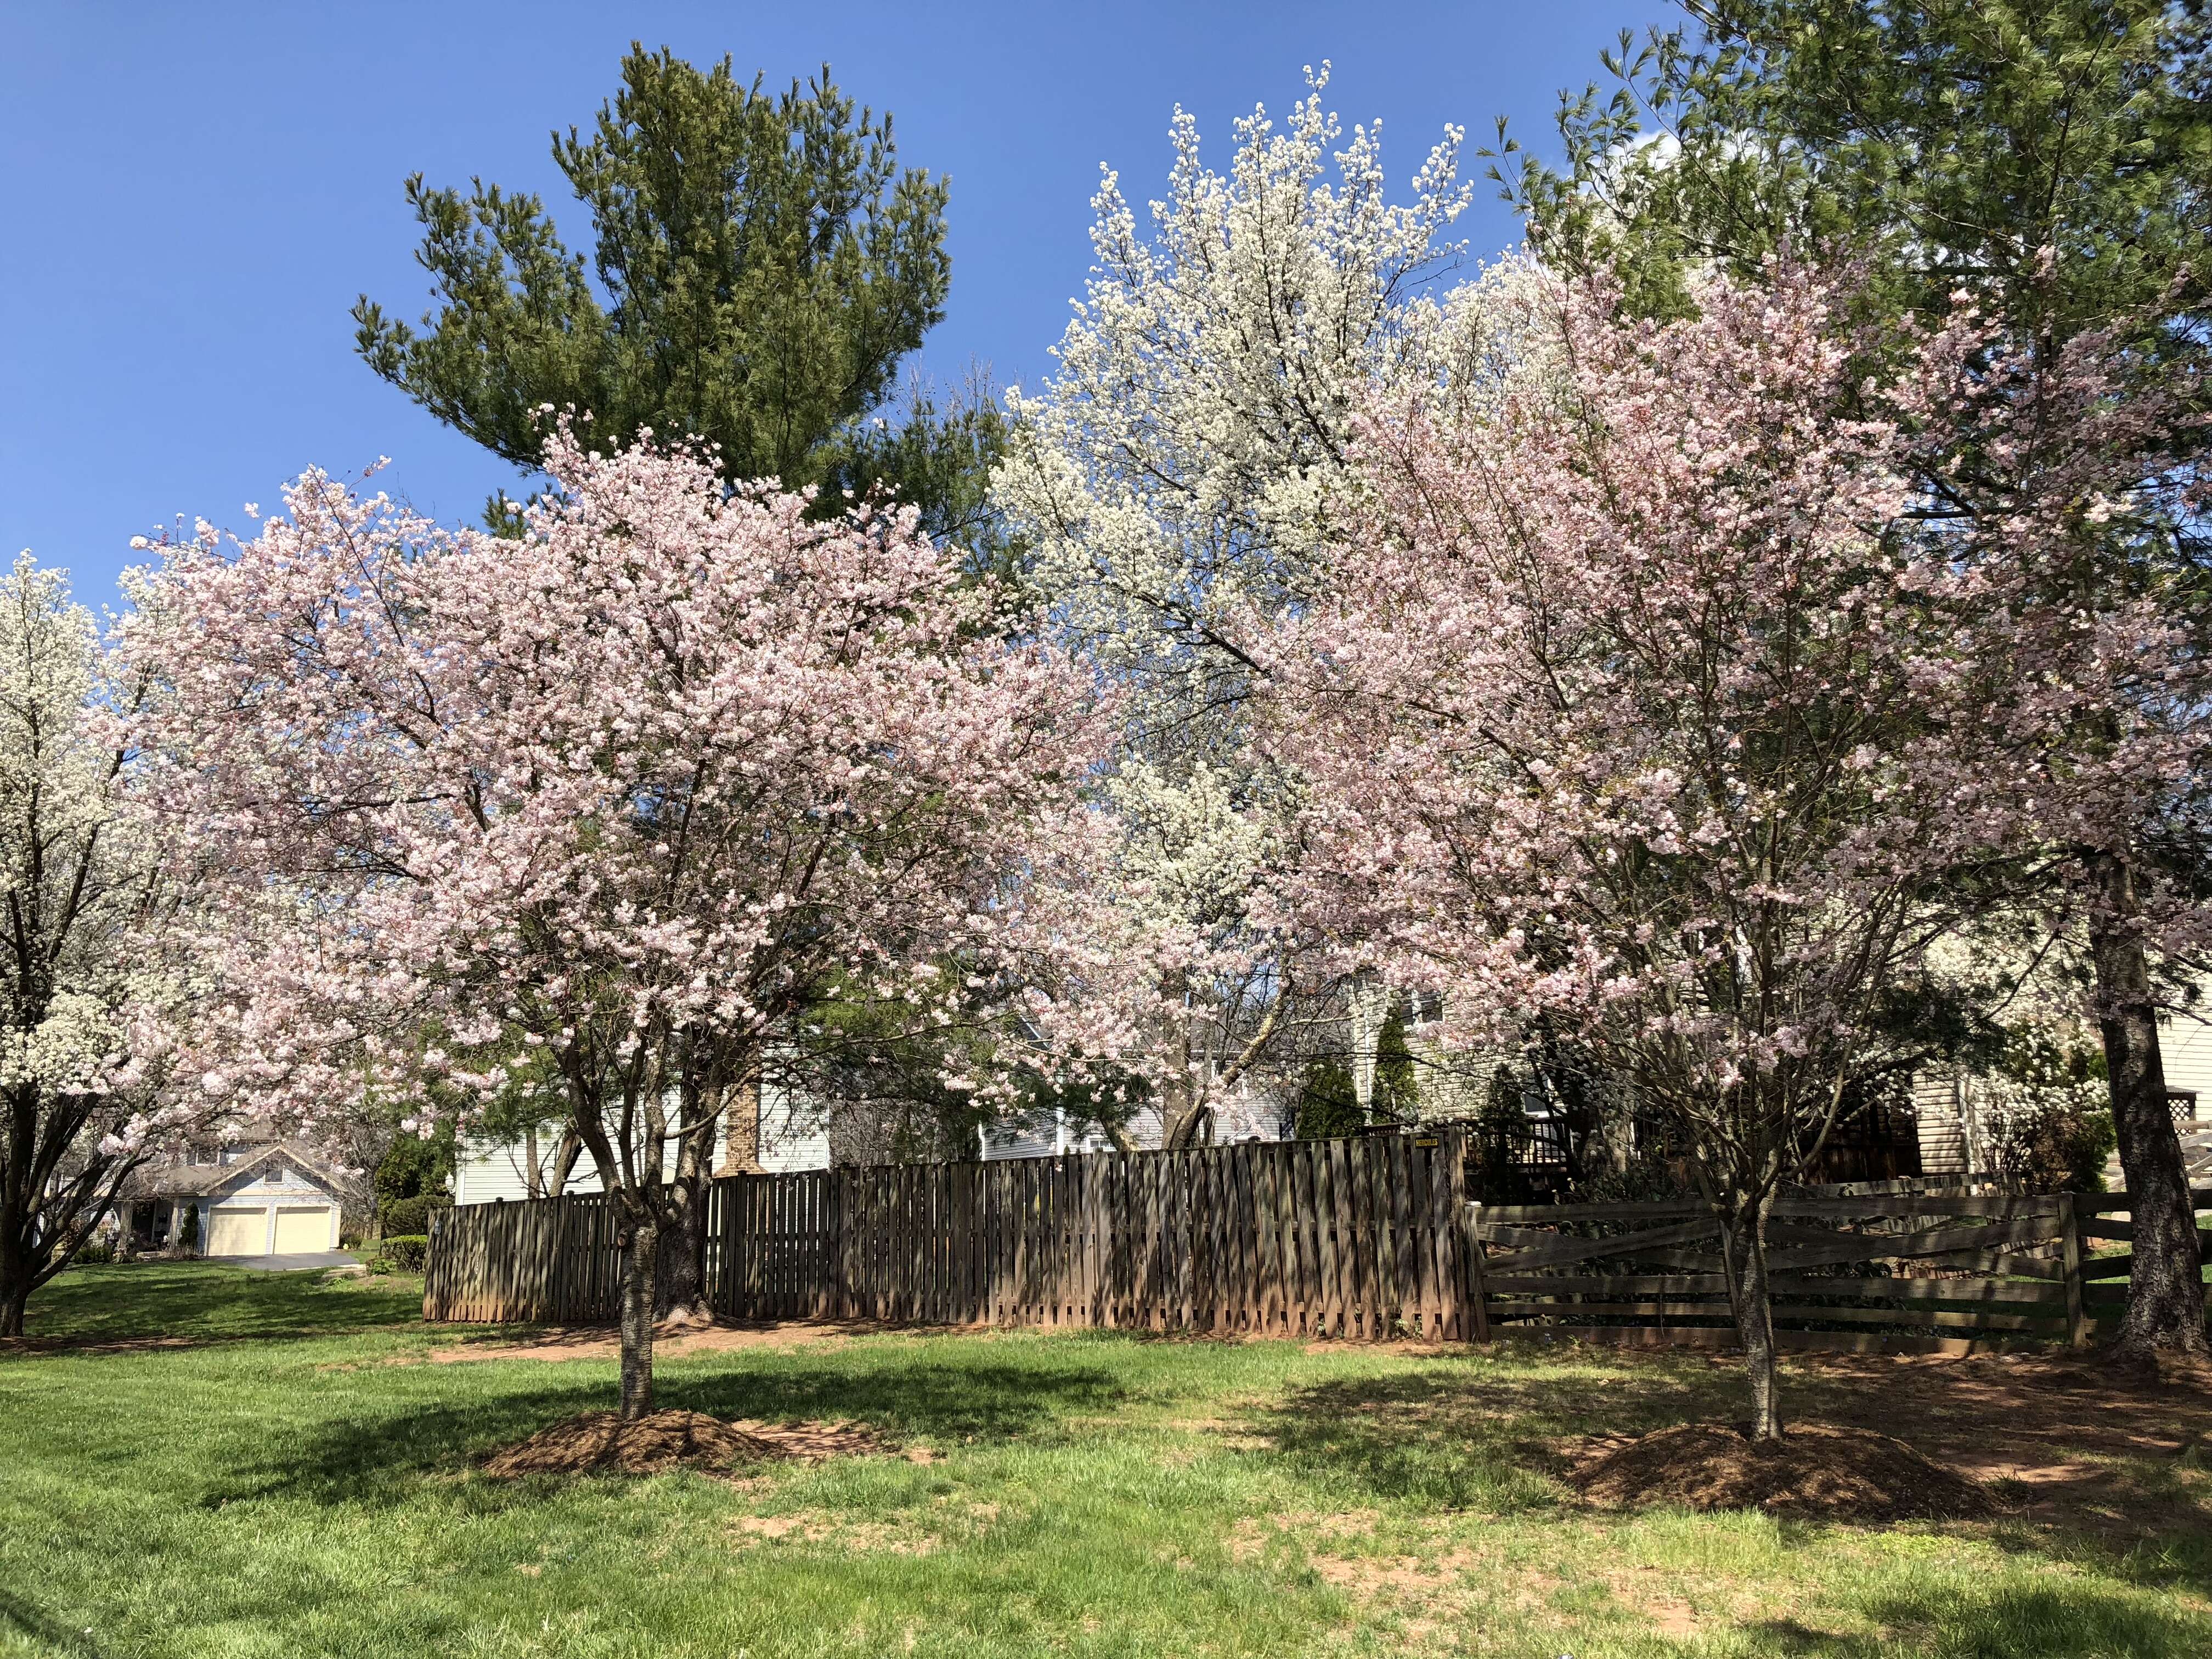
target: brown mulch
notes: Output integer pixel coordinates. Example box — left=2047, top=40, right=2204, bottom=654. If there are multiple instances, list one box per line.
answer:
left=479, top=1409, right=901, bottom=1478
left=1566, top=1421, right=1996, bottom=1522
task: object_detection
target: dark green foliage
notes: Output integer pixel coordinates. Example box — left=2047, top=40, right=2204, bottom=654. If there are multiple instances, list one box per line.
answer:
left=1294, top=1058, right=1361, bottom=1139
left=355, top=46, right=995, bottom=539
left=1497, top=1, right=2212, bottom=351
left=2013, top=1105, right=2119, bottom=1195
left=1374, top=1006, right=1418, bottom=1119
left=376, top=1195, right=450, bottom=1239
left=177, top=1205, right=199, bottom=1249
left=373, top=1121, right=456, bottom=1210
left=1295, top=1002, right=1419, bottom=1138
left=366, top=1235, right=430, bottom=1273
left=793, top=974, right=1000, bottom=1162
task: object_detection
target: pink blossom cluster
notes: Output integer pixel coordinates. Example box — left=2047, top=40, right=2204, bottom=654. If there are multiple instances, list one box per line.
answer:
left=1246, top=263, right=2204, bottom=1121
left=117, top=427, right=1108, bottom=1141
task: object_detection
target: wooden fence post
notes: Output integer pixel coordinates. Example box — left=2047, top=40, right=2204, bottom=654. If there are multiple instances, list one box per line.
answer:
left=1441, top=1127, right=1489, bottom=1343
left=1462, top=1200, right=1491, bottom=1345
left=2059, top=1190, right=2085, bottom=1347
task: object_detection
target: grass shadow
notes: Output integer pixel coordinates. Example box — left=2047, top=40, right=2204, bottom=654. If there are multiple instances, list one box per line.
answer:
left=1254, top=1356, right=1726, bottom=1509
left=1752, top=1581, right=2212, bottom=1658
left=0, top=1585, right=107, bottom=1658
left=16, top=1262, right=424, bottom=1348
left=207, top=1356, right=1130, bottom=1509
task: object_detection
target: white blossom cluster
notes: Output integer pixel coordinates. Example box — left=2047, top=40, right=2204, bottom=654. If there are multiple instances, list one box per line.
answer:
left=992, top=67, right=1534, bottom=1110
left=0, top=556, right=196, bottom=1163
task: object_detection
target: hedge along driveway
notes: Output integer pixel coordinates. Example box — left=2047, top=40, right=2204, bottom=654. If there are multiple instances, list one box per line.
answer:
left=3, top=1262, right=2210, bottom=1658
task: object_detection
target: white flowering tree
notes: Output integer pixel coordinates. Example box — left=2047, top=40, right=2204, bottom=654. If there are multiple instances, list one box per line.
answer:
left=0, top=557, right=198, bottom=1336
left=993, top=68, right=1517, bottom=1139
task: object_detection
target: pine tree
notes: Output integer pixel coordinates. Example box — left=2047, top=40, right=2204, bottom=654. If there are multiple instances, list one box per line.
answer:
left=354, top=46, right=1000, bottom=539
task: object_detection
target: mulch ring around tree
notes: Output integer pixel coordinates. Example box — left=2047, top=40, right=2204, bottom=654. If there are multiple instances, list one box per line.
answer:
left=1564, top=1422, right=1996, bottom=1522
left=481, top=1410, right=905, bottom=1479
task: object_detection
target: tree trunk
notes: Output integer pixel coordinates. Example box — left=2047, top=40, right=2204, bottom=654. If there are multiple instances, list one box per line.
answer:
left=656, top=1071, right=721, bottom=1329
left=546, top=1130, right=583, bottom=1199
left=0, top=1184, right=30, bottom=1336
left=618, top=1217, right=658, bottom=1421
left=2089, top=854, right=2208, bottom=1359
left=1720, top=1195, right=1784, bottom=1441
left=654, top=1183, right=714, bottom=1328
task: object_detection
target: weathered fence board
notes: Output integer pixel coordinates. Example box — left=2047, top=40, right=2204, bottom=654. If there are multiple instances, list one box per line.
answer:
left=426, top=1157, right=2205, bottom=1355
left=1471, top=1188, right=2089, bottom=1348
left=426, top=1131, right=1475, bottom=1339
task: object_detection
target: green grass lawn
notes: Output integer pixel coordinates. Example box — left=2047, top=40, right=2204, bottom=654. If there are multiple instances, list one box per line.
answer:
left=4, top=1263, right=2209, bottom=1658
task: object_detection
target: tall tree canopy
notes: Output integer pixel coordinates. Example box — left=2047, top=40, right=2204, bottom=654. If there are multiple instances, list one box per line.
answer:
left=1498, top=0, right=2212, bottom=1361
left=1502, top=0, right=2210, bottom=341
left=119, top=431, right=1103, bottom=1418
left=354, top=46, right=996, bottom=537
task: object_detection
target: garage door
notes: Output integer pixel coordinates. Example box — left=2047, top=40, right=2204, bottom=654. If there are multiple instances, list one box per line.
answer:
left=272, top=1206, right=331, bottom=1254
left=206, top=1206, right=267, bottom=1257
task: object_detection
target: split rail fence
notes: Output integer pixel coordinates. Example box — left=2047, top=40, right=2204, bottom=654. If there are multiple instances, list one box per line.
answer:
left=2078, top=1187, right=2212, bottom=1334
left=1474, top=1182, right=2212, bottom=1355
left=425, top=1130, right=1479, bottom=1340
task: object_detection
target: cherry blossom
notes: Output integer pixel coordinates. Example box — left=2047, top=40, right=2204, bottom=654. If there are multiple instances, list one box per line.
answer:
left=120, top=427, right=1105, bottom=1414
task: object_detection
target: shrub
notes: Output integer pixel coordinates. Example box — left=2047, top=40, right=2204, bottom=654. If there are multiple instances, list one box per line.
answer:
left=366, top=1235, right=429, bottom=1273
left=74, top=1237, right=116, bottom=1266
left=377, top=1194, right=450, bottom=1238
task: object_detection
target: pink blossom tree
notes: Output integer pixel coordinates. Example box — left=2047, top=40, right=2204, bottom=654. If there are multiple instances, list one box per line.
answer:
left=1898, top=296, right=2212, bottom=1361
left=119, top=428, right=1102, bottom=1418
left=1255, top=265, right=2200, bottom=1435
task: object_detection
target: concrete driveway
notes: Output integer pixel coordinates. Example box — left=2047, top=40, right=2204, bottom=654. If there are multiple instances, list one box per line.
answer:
left=225, top=1251, right=361, bottom=1273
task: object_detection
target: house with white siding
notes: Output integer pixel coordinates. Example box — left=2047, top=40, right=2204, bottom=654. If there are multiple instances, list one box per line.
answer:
left=978, top=1083, right=1294, bottom=1160
left=451, top=1076, right=831, bottom=1204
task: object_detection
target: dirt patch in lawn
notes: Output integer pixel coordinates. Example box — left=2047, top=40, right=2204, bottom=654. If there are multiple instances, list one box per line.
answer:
left=433, top=1321, right=871, bottom=1365
left=481, top=1409, right=902, bottom=1477
left=1566, top=1421, right=1995, bottom=1522
left=1784, top=1348, right=2212, bottom=1532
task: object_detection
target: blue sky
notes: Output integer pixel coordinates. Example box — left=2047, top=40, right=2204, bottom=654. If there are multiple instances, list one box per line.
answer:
left=0, top=1, right=1672, bottom=606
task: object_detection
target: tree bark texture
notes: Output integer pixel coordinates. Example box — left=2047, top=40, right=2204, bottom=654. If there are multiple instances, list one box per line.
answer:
left=654, top=1183, right=713, bottom=1327
left=618, top=1217, right=658, bottom=1420
left=1720, top=1194, right=1784, bottom=1440
left=2089, top=853, right=2208, bottom=1358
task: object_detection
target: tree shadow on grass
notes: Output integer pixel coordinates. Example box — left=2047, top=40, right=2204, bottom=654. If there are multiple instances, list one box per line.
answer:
left=206, top=1357, right=1130, bottom=1509
left=1260, top=1357, right=2212, bottom=1613
left=1752, top=1582, right=2212, bottom=1658
left=0, top=1586, right=106, bottom=1658
left=1252, top=1362, right=1729, bottom=1510
left=15, top=1262, right=424, bottom=1349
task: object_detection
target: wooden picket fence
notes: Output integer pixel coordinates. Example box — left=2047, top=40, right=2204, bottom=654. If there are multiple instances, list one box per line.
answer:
left=425, top=1130, right=1478, bottom=1340
left=1473, top=1183, right=2096, bottom=1355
